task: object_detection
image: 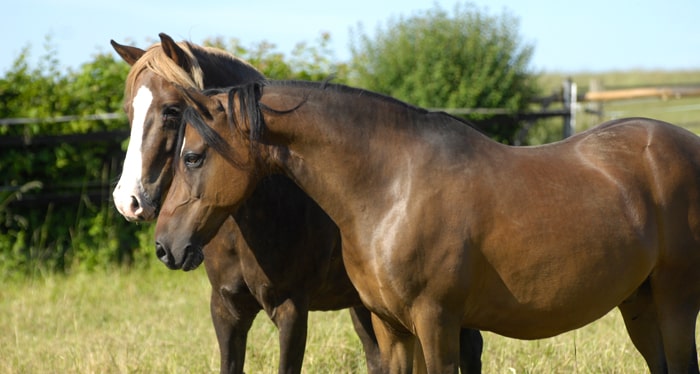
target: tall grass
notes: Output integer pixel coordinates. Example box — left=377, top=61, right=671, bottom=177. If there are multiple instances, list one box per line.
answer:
left=2, top=261, right=697, bottom=373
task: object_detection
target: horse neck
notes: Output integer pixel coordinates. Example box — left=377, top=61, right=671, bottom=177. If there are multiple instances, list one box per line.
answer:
left=260, top=86, right=494, bottom=227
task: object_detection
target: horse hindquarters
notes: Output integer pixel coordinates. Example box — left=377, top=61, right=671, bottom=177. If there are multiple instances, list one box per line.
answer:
left=645, top=122, right=700, bottom=373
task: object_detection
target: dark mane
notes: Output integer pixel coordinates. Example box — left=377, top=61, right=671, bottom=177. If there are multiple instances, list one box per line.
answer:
left=261, top=80, right=479, bottom=130
left=176, top=82, right=265, bottom=171
left=269, top=79, right=431, bottom=115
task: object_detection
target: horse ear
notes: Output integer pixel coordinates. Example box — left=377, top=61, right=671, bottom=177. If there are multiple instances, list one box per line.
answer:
left=110, top=40, right=145, bottom=66
left=159, top=33, right=193, bottom=72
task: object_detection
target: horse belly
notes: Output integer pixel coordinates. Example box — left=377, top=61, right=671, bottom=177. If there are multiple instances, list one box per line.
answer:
left=464, top=224, right=657, bottom=339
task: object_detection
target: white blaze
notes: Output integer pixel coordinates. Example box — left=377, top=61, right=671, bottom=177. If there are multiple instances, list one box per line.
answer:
left=180, top=135, right=187, bottom=159
left=113, top=85, right=153, bottom=218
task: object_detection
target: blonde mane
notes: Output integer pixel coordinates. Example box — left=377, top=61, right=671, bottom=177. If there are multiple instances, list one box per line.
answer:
left=124, top=41, right=253, bottom=95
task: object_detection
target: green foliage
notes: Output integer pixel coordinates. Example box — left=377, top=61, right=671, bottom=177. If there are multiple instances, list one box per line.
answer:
left=0, top=40, right=142, bottom=279
left=350, top=2, right=540, bottom=143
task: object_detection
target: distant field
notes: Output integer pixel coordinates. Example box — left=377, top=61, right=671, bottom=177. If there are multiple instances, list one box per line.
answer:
left=2, top=261, right=698, bottom=373
left=528, top=70, right=700, bottom=143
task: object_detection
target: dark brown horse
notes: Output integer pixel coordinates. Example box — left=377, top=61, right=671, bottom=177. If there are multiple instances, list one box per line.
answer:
left=157, top=80, right=700, bottom=373
left=110, top=34, right=482, bottom=373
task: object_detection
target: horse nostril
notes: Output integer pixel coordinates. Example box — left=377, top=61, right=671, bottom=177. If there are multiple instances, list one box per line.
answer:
left=130, top=195, right=140, bottom=210
left=155, top=242, right=166, bottom=258
left=156, top=241, right=172, bottom=266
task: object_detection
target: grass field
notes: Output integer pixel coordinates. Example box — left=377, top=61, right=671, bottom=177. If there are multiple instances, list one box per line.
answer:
left=2, top=259, right=698, bottom=373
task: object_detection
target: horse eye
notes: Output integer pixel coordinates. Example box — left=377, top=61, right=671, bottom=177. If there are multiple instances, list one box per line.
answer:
left=183, top=152, right=204, bottom=168
left=162, top=106, right=182, bottom=129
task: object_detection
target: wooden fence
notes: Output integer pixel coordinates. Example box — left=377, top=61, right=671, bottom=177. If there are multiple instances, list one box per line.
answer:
left=1, top=126, right=128, bottom=207
left=438, top=80, right=700, bottom=143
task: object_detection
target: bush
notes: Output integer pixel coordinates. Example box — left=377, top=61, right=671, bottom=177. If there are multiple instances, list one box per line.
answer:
left=350, top=2, right=540, bottom=143
left=0, top=43, right=144, bottom=278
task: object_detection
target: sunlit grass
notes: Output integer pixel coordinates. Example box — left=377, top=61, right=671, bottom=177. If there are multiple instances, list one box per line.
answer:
left=2, top=262, right=698, bottom=373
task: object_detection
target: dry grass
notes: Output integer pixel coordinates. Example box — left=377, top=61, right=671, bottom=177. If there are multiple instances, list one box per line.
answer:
left=2, top=261, right=697, bottom=373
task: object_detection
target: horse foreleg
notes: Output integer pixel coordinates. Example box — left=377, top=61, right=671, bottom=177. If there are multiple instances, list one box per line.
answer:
left=413, top=338, right=427, bottom=374
left=413, top=308, right=461, bottom=374
left=349, top=306, right=382, bottom=374
left=213, top=287, right=259, bottom=374
left=372, top=312, right=416, bottom=374
left=273, top=298, right=309, bottom=374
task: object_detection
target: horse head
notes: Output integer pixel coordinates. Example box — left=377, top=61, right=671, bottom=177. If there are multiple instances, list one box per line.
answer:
left=154, top=86, right=263, bottom=270
left=111, top=33, right=262, bottom=222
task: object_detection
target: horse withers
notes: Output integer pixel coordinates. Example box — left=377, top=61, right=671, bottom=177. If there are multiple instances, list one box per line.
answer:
left=157, top=80, right=700, bottom=373
left=111, top=34, right=483, bottom=373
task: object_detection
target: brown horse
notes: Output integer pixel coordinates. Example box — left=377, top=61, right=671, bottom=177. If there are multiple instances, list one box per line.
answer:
left=156, top=80, right=700, bottom=373
left=110, top=35, right=482, bottom=373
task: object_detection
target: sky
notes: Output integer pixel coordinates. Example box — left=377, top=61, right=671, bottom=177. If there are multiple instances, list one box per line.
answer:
left=2, top=0, right=699, bottom=74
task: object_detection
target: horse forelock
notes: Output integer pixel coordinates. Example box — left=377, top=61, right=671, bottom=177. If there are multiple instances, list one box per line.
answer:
left=179, top=93, right=251, bottom=172
left=125, top=41, right=204, bottom=98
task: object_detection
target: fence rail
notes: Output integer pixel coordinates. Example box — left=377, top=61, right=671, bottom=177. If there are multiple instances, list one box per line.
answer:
left=0, top=113, right=124, bottom=126
left=0, top=130, right=129, bottom=147
left=583, top=86, right=700, bottom=102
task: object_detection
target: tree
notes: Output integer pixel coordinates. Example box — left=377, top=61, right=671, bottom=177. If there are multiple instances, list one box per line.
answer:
left=204, top=32, right=349, bottom=82
left=350, top=2, right=539, bottom=143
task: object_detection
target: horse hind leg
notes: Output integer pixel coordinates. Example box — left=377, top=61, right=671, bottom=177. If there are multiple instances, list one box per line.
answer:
left=618, top=279, right=667, bottom=373
left=658, top=311, right=699, bottom=374
left=652, top=274, right=700, bottom=374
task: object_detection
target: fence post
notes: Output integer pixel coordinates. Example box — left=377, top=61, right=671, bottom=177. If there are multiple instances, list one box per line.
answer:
left=589, top=79, right=604, bottom=122
left=562, top=78, right=577, bottom=138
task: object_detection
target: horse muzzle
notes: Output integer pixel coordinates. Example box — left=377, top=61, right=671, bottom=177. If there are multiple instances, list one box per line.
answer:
left=113, top=183, right=159, bottom=222
left=155, top=241, right=204, bottom=271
